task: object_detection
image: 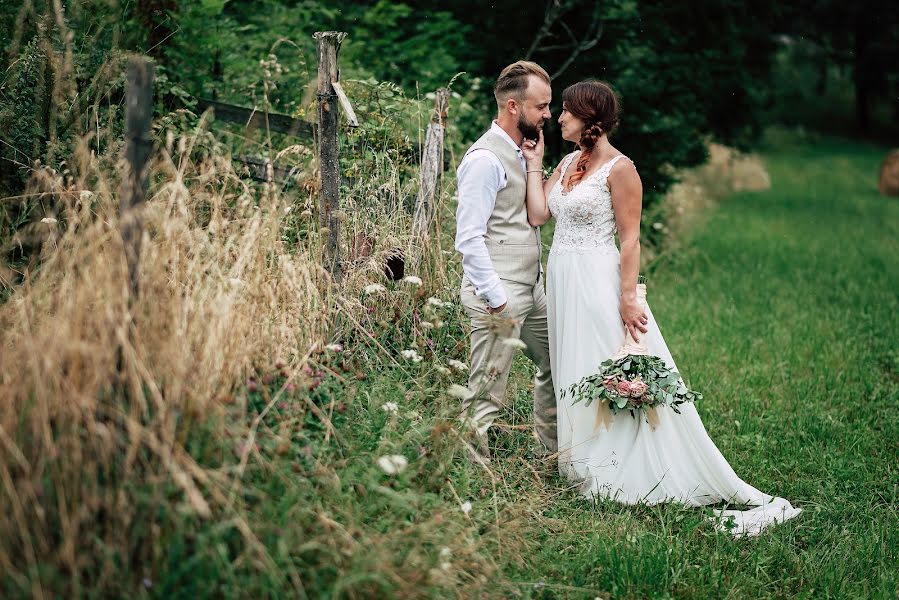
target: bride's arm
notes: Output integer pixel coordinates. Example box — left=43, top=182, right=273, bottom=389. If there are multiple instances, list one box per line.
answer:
left=521, top=131, right=562, bottom=227
left=609, top=159, right=649, bottom=341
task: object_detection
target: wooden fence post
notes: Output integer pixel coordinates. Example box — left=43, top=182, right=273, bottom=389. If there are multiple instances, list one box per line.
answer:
left=314, top=31, right=346, bottom=279
left=120, top=56, right=154, bottom=299
left=411, top=88, right=450, bottom=262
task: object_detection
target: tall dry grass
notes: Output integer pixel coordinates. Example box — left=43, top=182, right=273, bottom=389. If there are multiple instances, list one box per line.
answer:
left=0, top=121, right=339, bottom=594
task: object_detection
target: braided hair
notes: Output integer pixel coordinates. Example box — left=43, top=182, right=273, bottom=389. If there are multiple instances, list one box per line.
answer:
left=562, top=81, right=620, bottom=191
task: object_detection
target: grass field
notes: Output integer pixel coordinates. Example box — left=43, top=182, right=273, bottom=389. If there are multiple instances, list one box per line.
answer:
left=480, top=130, right=899, bottom=598
left=261, top=129, right=898, bottom=599
left=3, top=130, right=896, bottom=599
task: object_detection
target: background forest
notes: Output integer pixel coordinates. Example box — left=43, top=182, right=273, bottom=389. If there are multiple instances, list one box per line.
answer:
left=0, top=1, right=897, bottom=598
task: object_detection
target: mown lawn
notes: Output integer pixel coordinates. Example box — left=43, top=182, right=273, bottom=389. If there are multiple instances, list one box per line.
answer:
left=487, top=129, right=898, bottom=598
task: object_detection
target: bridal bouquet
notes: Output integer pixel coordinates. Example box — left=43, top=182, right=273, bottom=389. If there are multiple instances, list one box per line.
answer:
left=561, top=284, right=702, bottom=429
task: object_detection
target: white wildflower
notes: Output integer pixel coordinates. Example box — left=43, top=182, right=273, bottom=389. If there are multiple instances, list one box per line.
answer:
left=652, top=222, right=664, bottom=230
left=376, top=454, right=408, bottom=475
left=502, top=337, right=527, bottom=350
left=435, top=365, right=451, bottom=375
left=325, top=343, right=343, bottom=352
left=40, top=217, right=57, bottom=225
left=447, top=359, right=468, bottom=372
left=403, top=275, right=423, bottom=286
left=420, top=322, right=434, bottom=330
left=381, top=402, right=399, bottom=414
left=401, top=349, right=423, bottom=363
left=460, top=501, right=472, bottom=515
left=79, top=190, right=93, bottom=202
left=447, top=384, right=473, bottom=400
left=363, top=283, right=386, bottom=294
left=439, top=547, right=452, bottom=559
left=426, top=297, right=445, bottom=308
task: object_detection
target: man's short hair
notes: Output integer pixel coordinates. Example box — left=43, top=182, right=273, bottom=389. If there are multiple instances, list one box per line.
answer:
left=494, top=61, right=551, bottom=104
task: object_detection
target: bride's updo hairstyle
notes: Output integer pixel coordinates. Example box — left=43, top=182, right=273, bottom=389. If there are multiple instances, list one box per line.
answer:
left=562, top=80, right=620, bottom=190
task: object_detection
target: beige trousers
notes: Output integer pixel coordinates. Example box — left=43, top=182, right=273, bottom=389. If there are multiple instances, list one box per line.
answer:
left=460, top=276, right=558, bottom=451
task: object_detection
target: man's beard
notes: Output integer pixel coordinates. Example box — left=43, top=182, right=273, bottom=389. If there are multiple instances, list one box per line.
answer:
left=518, top=114, right=543, bottom=141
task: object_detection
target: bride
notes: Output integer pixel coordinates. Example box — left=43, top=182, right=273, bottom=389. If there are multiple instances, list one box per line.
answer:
left=521, top=80, right=801, bottom=537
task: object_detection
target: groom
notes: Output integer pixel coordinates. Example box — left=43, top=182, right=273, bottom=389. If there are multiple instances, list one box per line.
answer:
left=454, top=60, right=556, bottom=460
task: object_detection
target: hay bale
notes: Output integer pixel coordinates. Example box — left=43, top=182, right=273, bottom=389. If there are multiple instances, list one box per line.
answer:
left=879, top=149, right=899, bottom=196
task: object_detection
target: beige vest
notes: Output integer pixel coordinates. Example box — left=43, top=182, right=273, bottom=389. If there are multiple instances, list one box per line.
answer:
left=465, top=130, right=542, bottom=285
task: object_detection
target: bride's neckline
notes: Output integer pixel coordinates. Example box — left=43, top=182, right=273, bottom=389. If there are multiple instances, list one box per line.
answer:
left=559, top=151, right=625, bottom=195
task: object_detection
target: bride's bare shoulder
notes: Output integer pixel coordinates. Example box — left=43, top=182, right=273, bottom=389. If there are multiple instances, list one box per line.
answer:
left=554, top=151, right=580, bottom=173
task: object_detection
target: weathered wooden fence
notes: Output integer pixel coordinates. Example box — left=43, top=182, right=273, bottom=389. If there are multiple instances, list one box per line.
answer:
left=120, top=31, right=449, bottom=284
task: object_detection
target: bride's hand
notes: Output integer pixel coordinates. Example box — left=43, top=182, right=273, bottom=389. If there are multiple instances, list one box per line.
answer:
left=521, top=130, right=544, bottom=166
left=620, top=295, right=649, bottom=341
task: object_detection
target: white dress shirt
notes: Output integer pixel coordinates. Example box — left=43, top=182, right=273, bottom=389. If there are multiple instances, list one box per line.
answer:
left=455, top=122, right=527, bottom=308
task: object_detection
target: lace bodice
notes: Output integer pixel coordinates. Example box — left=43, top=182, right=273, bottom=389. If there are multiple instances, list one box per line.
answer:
left=548, top=152, right=629, bottom=255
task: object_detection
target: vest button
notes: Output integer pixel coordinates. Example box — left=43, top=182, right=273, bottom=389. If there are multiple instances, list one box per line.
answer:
left=499, top=240, right=504, bottom=244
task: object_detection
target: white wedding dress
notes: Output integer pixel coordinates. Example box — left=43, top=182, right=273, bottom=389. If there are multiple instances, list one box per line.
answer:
left=546, top=152, right=801, bottom=537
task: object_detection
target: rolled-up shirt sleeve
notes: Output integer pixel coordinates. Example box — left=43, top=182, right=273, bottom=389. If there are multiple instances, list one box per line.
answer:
left=455, top=151, right=508, bottom=309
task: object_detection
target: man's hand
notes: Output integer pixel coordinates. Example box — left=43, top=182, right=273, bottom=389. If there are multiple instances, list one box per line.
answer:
left=487, top=302, right=507, bottom=314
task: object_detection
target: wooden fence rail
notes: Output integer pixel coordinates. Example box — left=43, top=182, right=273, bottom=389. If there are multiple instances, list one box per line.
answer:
left=195, top=98, right=315, bottom=139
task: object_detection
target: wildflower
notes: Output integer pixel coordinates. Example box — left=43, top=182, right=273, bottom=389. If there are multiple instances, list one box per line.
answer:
left=284, top=205, right=293, bottom=214
left=381, top=402, right=399, bottom=414
left=246, top=378, right=258, bottom=391
left=447, top=384, right=473, bottom=400
left=80, top=190, right=93, bottom=202
left=652, top=222, right=664, bottom=230
left=435, top=365, right=451, bottom=375
left=438, top=546, right=453, bottom=569
left=403, top=275, right=423, bottom=286
left=420, top=322, right=434, bottom=330
left=40, top=217, right=57, bottom=225
left=427, top=297, right=445, bottom=308
left=401, top=349, right=423, bottom=363
left=325, top=343, right=344, bottom=352
left=363, top=283, right=386, bottom=294
left=460, top=501, right=472, bottom=515
left=376, top=454, right=408, bottom=475
left=502, top=337, right=527, bottom=350
left=447, top=359, right=468, bottom=372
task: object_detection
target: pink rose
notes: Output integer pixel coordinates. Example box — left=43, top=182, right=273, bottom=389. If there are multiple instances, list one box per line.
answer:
left=603, top=377, right=617, bottom=391
left=630, top=381, right=648, bottom=398
left=616, top=380, right=632, bottom=396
